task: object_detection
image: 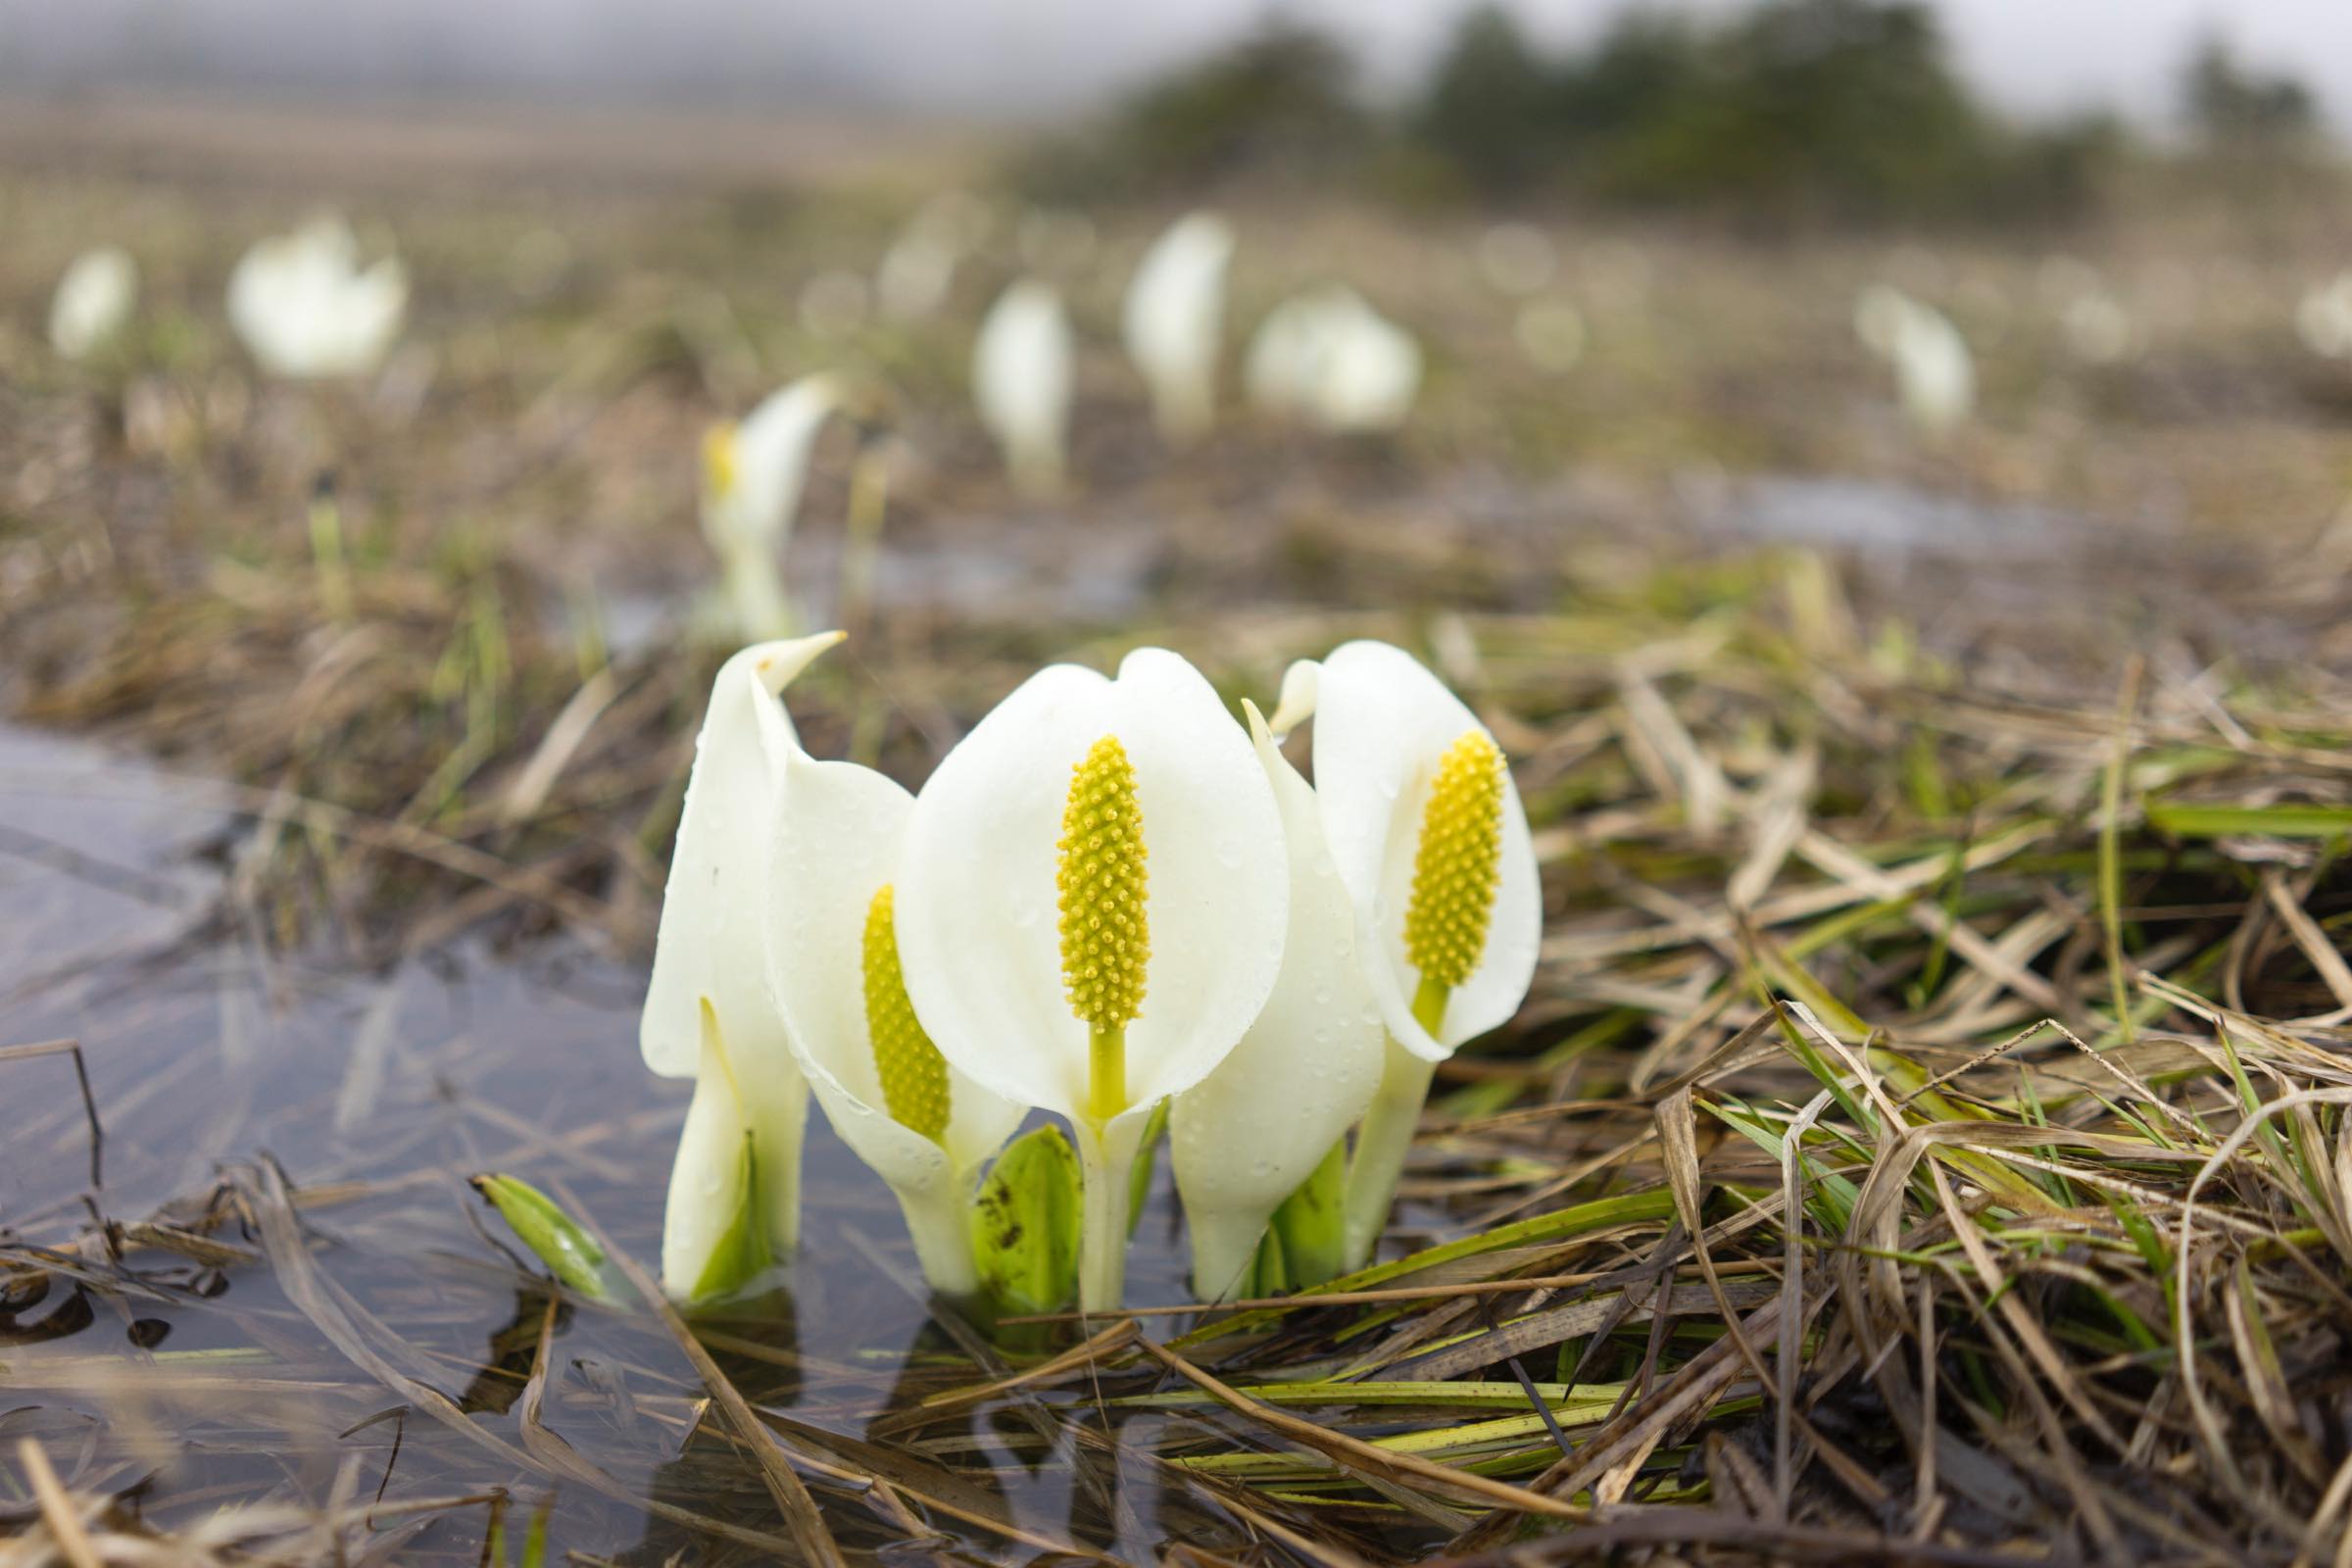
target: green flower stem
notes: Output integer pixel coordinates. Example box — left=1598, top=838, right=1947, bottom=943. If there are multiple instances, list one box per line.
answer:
left=1342, top=978, right=1449, bottom=1270
left=1074, top=1116, right=1136, bottom=1312
left=308, top=493, right=353, bottom=623
left=1087, top=1022, right=1127, bottom=1125
left=1268, top=1134, right=1351, bottom=1290
left=718, top=538, right=792, bottom=641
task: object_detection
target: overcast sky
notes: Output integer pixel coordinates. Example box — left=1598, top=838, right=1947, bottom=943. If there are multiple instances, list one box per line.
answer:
left=2, top=0, right=2344, bottom=133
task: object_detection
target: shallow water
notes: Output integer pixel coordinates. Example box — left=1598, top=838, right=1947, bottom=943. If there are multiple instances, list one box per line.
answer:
left=0, top=723, right=1300, bottom=1562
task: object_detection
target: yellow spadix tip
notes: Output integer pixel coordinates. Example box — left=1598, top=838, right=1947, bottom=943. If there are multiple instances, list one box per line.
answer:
left=1055, top=734, right=1150, bottom=1031
left=1403, top=727, right=1506, bottom=991
left=862, top=883, right=951, bottom=1143
left=702, top=422, right=740, bottom=500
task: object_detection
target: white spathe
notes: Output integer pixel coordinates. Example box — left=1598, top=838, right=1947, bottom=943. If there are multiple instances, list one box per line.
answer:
left=1246, top=286, right=1421, bottom=433
left=2061, top=291, right=2135, bottom=365
left=701, top=376, right=841, bottom=642
left=877, top=191, right=992, bottom=321
left=226, top=216, right=408, bottom=380
left=765, top=749, right=1025, bottom=1298
left=895, top=647, right=1290, bottom=1308
left=645, top=632, right=843, bottom=1295
left=1278, top=639, right=1540, bottom=1064
left=1274, top=638, right=1542, bottom=1269
left=1170, top=702, right=1384, bottom=1300
left=1853, top=284, right=1973, bottom=436
left=2297, top=272, right=2352, bottom=360
left=50, top=247, right=138, bottom=362
left=1122, top=211, right=1235, bottom=446
left=973, top=279, right=1074, bottom=498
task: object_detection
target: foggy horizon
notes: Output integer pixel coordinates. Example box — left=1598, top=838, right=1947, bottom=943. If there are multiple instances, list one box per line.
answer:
left=1, top=0, right=2346, bottom=136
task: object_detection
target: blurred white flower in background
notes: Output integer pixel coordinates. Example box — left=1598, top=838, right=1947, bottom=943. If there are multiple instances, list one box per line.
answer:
left=227, top=216, right=407, bottom=379
left=1122, top=211, right=1235, bottom=446
left=1248, top=286, right=1422, bottom=434
left=2037, top=258, right=2135, bottom=364
left=49, top=246, right=139, bottom=362
left=1514, top=299, right=1586, bottom=374
left=2061, top=290, right=2136, bottom=364
left=2297, top=273, right=2352, bottom=360
left=876, top=190, right=993, bottom=321
left=1854, top=284, right=1974, bottom=437
left=701, top=376, right=842, bottom=641
left=1477, top=221, right=1556, bottom=297
left=972, top=279, right=1073, bottom=497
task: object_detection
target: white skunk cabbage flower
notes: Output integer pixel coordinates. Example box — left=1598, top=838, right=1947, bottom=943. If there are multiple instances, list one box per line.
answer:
left=50, top=247, right=138, bottom=362
left=644, top=632, right=843, bottom=1299
left=765, top=750, right=1026, bottom=1298
left=877, top=191, right=991, bottom=321
left=2297, top=273, right=2352, bottom=360
left=1270, top=640, right=1540, bottom=1267
left=973, top=279, right=1073, bottom=498
left=227, top=216, right=407, bottom=380
left=1244, top=292, right=1329, bottom=416
left=1122, top=211, right=1235, bottom=445
left=896, top=648, right=1289, bottom=1310
left=1246, top=287, right=1421, bottom=433
left=700, top=376, right=840, bottom=642
left=1853, top=284, right=1973, bottom=437
left=2061, top=290, right=2135, bottom=365
left=1171, top=702, right=1383, bottom=1299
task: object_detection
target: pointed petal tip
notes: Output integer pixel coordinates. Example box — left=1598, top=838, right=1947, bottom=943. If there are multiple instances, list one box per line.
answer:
left=744, top=629, right=846, bottom=695
left=1267, top=659, right=1321, bottom=737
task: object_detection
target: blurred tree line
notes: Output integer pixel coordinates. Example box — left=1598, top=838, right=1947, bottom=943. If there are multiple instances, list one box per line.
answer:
left=1022, top=0, right=2328, bottom=224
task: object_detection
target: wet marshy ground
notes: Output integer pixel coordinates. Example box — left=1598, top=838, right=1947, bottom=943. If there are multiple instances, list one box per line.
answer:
left=12, top=144, right=2352, bottom=1562
left=2, top=722, right=1254, bottom=1561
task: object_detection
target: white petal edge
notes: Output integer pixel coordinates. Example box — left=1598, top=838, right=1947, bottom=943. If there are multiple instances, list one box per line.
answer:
left=1171, top=702, right=1384, bottom=1299
left=729, top=376, right=841, bottom=553
left=660, top=1004, right=753, bottom=1295
left=896, top=647, right=1289, bottom=1122
left=642, top=632, right=843, bottom=1077
left=765, top=750, right=1024, bottom=1295
left=1309, top=640, right=1540, bottom=1062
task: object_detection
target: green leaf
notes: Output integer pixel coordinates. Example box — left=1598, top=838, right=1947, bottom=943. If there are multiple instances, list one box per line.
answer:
left=1245, top=1223, right=1286, bottom=1299
left=470, top=1173, right=610, bottom=1299
left=1176, top=1187, right=1678, bottom=1348
left=972, top=1123, right=1082, bottom=1320
left=1267, top=1136, right=1349, bottom=1291
left=689, top=1131, right=773, bottom=1303
left=1125, top=1098, right=1169, bottom=1239
left=519, top=1495, right=552, bottom=1568
left=2144, top=800, right=2352, bottom=840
